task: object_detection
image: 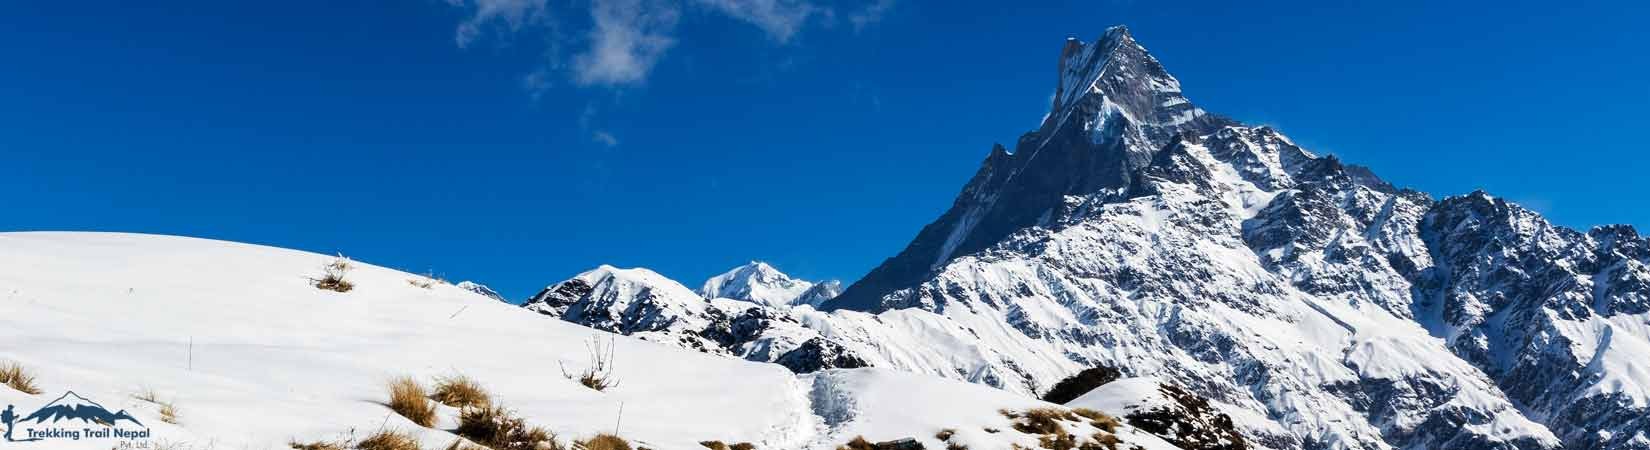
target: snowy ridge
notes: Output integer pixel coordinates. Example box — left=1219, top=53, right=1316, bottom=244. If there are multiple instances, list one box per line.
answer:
left=0, top=232, right=1186, bottom=450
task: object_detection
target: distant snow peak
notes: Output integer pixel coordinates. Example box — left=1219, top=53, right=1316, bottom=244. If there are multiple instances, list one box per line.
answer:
left=794, top=280, right=842, bottom=308
left=524, top=263, right=870, bottom=375
left=456, top=280, right=507, bottom=303
left=701, top=261, right=834, bottom=307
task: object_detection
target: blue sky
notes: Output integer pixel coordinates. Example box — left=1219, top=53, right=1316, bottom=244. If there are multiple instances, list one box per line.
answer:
left=3, top=1, right=1647, bottom=301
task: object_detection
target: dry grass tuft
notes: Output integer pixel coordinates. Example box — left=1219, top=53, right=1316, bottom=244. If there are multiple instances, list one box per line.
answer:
left=312, top=254, right=356, bottom=293
left=1003, top=407, right=1077, bottom=435
left=700, top=441, right=754, bottom=450
left=835, top=436, right=875, bottom=450
left=388, top=377, right=437, bottom=428
left=575, top=434, right=632, bottom=450
left=562, top=336, right=620, bottom=392
left=358, top=430, right=421, bottom=450
left=455, top=405, right=560, bottom=450
left=1000, top=407, right=1125, bottom=450
left=159, top=401, right=180, bottom=424
left=1071, top=407, right=1120, bottom=433
left=433, top=374, right=492, bottom=409
left=0, top=360, right=42, bottom=395
left=1038, top=428, right=1076, bottom=450
left=947, top=443, right=969, bottom=450
left=1086, top=417, right=1119, bottom=434
left=131, top=388, right=179, bottom=425
left=133, top=387, right=161, bottom=403
left=407, top=271, right=447, bottom=290
left=1081, top=433, right=1122, bottom=450
left=291, top=440, right=348, bottom=450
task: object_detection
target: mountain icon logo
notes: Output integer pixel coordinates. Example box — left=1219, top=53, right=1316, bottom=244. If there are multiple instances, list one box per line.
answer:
left=16, top=391, right=144, bottom=428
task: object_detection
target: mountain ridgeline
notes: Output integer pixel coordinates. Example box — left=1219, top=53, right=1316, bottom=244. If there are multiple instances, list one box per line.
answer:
left=525, top=26, right=1650, bottom=450
left=827, top=27, right=1230, bottom=312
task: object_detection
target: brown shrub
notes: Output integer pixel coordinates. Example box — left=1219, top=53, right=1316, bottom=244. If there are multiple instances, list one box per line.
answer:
left=455, top=405, right=559, bottom=450
left=935, top=429, right=956, bottom=441
left=312, top=255, right=356, bottom=293
left=1040, top=367, right=1122, bottom=404
left=700, top=442, right=730, bottom=450
left=835, top=436, right=875, bottom=450
left=575, top=434, right=632, bottom=450
left=432, top=374, right=491, bottom=409
left=730, top=444, right=754, bottom=450
left=0, top=360, right=42, bottom=395
left=388, top=377, right=437, bottom=428
left=358, top=430, right=422, bottom=450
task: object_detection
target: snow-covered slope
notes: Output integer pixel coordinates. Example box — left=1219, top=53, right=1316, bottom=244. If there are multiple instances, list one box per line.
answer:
left=2, top=232, right=1186, bottom=450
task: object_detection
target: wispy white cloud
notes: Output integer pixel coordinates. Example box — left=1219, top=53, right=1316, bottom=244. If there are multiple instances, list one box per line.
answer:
left=521, top=67, right=555, bottom=100
left=444, top=0, right=894, bottom=92
left=847, top=0, right=894, bottom=31
left=447, top=0, right=552, bottom=48
left=690, top=0, right=819, bottom=42
left=592, top=130, right=620, bottom=147
left=573, top=0, right=681, bottom=86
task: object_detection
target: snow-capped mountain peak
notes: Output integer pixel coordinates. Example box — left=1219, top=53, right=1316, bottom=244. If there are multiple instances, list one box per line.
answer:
left=523, top=264, right=720, bottom=349
left=700, top=261, right=833, bottom=307
left=518, top=26, right=1649, bottom=450
left=829, top=27, right=1231, bottom=313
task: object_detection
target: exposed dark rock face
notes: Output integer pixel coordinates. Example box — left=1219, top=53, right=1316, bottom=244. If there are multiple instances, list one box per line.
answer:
left=1042, top=366, right=1124, bottom=404
left=1124, top=384, right=1248, bottom=450
left=775, top=337, right=869, bottom=373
